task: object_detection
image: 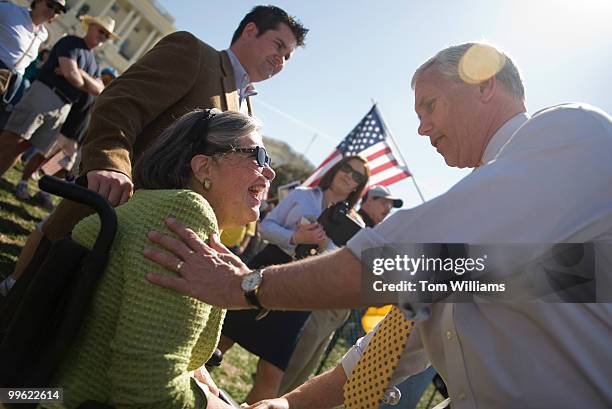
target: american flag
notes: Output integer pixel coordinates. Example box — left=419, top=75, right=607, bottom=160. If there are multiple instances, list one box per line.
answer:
left=302, top=105, right=411, bottom=188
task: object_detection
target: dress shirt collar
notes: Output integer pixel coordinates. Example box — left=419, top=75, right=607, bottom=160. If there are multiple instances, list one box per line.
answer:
left=481, top=112, right=529, bottom=165
left=226, top=49, right=258, bottom=103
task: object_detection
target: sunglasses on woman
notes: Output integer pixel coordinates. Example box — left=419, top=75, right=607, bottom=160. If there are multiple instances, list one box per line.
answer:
left=339, top=162, right=366, bottom=184
left=214, top=146, right=272, bottom=167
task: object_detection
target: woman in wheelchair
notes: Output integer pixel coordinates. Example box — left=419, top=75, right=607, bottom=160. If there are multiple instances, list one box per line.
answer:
left=44, top=109, right=274, bottom=409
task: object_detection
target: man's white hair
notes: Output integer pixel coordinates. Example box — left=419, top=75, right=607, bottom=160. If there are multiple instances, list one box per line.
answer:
left=411, top=42, right=525, bottom=101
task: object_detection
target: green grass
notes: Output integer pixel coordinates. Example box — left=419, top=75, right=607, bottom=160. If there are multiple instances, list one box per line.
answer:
left=0, top=168, right=444, bottom=407
left=0, top=165, right=56, bottom=278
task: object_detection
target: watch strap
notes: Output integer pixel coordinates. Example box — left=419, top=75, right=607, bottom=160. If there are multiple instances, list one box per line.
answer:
left=243, top=269, right=269, bottom=320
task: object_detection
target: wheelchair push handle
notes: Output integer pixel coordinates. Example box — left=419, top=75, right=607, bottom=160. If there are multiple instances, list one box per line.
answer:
left=38, top=176, right=117, bottom=258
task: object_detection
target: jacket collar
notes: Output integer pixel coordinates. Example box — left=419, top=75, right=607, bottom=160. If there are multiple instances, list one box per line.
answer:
left=220, top=50, right=241, bottom=113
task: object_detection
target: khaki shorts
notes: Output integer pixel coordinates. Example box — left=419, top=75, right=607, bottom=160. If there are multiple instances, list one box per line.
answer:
left=4, top=80, right=71, bottom=156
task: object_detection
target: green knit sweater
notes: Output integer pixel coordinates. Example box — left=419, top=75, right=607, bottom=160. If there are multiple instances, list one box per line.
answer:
left=46, top=189, right=225, bottom=409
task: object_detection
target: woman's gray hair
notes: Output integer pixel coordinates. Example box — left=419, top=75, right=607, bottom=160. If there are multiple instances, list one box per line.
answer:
left=133, top=109, right=261, bottom=189
left=411, top=42, right=525, bottom=101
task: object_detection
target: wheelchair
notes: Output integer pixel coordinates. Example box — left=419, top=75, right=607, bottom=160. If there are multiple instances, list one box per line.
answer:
left=0, top=176, right=239, bottom=408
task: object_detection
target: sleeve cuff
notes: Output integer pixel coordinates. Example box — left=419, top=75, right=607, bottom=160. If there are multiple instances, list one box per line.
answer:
left=346, top=227, right=386, bottom=262
left=340, top=328, right=376, bottom=378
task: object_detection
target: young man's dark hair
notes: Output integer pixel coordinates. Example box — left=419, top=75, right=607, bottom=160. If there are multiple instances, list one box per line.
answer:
left=231, top=5, right=308, bottom=46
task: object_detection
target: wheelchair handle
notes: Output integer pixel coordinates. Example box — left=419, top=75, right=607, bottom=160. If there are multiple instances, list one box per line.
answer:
left=39, top=176, right=117, bottom=262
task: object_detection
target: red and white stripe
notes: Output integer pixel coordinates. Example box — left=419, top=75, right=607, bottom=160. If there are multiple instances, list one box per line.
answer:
left=302, top=140, right=411, bottom=188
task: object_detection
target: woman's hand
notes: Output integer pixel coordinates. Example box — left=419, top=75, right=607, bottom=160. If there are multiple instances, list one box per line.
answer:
left=194, top=365, right=219, bottom=397
left=241, top=398, right=290, bottom=409
left=290, top=223, right=327, bottom=246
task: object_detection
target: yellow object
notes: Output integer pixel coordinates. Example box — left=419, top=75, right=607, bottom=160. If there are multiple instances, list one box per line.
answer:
left=344, top=306, right=414, bottom=408
left=220, top=226, right=246, bottom=247
left=361, top=305, right=393, bottom=333
left=220, top=221, right=257, bottom=247
left=245, top=220, right=256, bottom=236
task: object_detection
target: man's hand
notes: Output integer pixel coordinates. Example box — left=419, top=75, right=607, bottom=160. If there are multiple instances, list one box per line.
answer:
left=79, top=68, right=104, bottom=95
left=241, top=398, right=289, bottom=409
left=87, top=169, right=133, bottom=206
left=291, top=223, right=327, bottom=246
left=241, top=365, right=347, bottom=409
left=144, top=218, right=250, bottom=308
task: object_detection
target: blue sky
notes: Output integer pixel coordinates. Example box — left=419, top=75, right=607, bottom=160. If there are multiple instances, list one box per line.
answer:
left=156, top=0, right=612, bottom=208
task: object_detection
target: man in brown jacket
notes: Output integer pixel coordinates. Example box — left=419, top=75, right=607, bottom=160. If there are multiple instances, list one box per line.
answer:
left=4, top=5, right=307, bottom=286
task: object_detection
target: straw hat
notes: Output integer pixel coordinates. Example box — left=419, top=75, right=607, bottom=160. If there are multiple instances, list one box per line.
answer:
left=80, top=15, right=119, bottom=40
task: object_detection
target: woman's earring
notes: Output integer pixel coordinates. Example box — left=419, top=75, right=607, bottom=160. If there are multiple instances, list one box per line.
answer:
left=203, top=179, right=212, bottom=190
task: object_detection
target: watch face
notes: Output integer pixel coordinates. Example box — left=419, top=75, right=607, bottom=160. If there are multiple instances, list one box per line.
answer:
left=241, top=271, right=262, bottom=292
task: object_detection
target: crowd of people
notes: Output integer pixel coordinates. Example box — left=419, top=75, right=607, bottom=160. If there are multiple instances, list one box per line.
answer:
left=1, top=1, right=611, bottom=409
left=0, top=0, right=118, bottom=210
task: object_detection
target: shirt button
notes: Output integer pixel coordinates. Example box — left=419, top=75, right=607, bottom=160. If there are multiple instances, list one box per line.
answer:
left=446, top=330, right=453, bottom=340
left=458, top=392, right=467, bottom=400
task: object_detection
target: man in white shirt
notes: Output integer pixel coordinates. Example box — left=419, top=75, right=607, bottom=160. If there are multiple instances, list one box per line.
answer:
left=144, top=42, right=612, bottom=409
left=0, top=0, right=65, bottom=126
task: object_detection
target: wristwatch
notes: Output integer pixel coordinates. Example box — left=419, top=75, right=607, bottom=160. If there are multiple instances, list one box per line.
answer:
left=241, top=269, right=269, bottom=320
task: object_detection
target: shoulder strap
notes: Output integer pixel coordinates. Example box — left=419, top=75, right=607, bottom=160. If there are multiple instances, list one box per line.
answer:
left=14, top=29, right=41, bottom=68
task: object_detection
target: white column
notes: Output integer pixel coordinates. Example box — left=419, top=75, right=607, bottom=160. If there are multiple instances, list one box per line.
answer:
left=98, top=0, right=115, bottom=17
left=67, top=0, right=87, bottom=17
left=117, top=15, right=141, bottom=47
left=115, top=9, right=135, bottom=35
left=149, top=33, right=165, bottom=49
left=128, top=29, right=157, bottom=64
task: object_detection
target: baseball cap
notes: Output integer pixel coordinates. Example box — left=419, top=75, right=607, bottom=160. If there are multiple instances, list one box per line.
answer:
left=367, top=185, right=403, bottom=208
left=101, top=67, right=118, bottom=77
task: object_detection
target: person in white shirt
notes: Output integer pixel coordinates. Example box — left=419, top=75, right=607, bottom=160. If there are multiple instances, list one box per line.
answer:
left=0, top=0, right=65, bottom=126
left=143, top=42, right=612, bottom=409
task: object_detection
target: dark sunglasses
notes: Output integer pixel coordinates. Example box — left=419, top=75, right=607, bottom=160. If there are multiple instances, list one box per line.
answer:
left=214, top=146, right=272, bottom=167
left=97, top=27, right=110, bottom=39
left=46, top=1, right=64, bottom=13
left=339, top=162, right=366, bottom=184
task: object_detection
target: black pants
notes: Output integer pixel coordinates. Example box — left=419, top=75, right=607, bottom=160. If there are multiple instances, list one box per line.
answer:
left=221, top=244, right=311, bottom=370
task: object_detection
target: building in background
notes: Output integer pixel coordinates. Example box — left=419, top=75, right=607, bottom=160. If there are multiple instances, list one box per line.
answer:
left=11, top=0, right=176, bottom=73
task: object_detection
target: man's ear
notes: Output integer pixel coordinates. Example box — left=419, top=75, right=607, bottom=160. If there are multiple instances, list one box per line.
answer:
left=479, top=77, right=496, bottom=103
left=190, top=154, right=213, bottom=185
left=241, top=22, right=259, bottom=40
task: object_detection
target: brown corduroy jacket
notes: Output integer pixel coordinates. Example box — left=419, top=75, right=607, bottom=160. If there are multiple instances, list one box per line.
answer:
left=43, top=31, right=251, bottom=240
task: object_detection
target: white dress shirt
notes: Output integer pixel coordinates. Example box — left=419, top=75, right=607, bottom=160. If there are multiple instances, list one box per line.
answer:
left=342, top=104, right=612, bottom=409
left=0, top=2, right=48, bottom=73
left=225, top=48, right=257, bottom=112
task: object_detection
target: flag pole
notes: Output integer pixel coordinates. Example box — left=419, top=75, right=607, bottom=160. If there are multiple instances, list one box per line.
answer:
left=372, top=100, right=426, bottom=203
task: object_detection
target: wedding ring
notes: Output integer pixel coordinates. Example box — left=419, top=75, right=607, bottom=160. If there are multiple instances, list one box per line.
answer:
left=176, top=260, right=184, bottom=272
